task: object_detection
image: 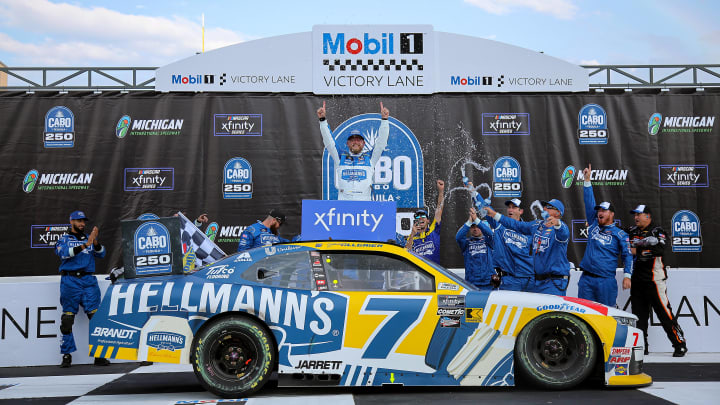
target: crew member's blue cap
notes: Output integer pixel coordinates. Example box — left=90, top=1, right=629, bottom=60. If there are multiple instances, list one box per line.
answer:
left=540, top=199, right=565, bottom=216
left=69, top=210, right=89, bottom=221
left=594, top=201, right=615, bottom=212
left=505, top=198, right=522, bottom=208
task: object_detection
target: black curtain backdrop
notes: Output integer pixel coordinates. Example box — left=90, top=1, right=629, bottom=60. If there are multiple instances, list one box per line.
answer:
left=2, top=91, right=717, bottom=276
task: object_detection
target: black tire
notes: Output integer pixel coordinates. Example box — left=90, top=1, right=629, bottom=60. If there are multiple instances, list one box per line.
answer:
left=515, top=312, right=597, bottom=389
left=191, top=316, right=275, bottom=398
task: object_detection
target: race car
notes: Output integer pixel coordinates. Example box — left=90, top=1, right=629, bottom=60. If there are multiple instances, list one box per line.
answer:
left=89, top=240, right=651, bottom=397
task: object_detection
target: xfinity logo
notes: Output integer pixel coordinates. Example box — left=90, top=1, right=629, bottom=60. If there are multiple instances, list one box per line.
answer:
left=658, top=165, right=709, bottom=187
left=313, top=207, right=384, bottom=232
left=124, top=168, right=174, bottom=191
left=31, top=224, right=70, bottom=248
left=302, top=200, right=396, bottom=242
left=213, top=114, right=263, bottom=137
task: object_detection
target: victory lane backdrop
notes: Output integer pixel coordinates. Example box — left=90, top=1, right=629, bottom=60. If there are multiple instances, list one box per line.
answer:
left=0, top=91, right=718, bottom=276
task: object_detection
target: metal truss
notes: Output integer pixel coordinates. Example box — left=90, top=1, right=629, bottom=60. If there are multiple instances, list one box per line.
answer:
left=0, top=67, right=156, bottom=91
left=1, top=65, right=719, bottom=92
left=583, top=65, right=720, bottom=89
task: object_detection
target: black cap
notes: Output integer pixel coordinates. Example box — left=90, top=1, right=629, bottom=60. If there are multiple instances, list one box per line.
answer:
left=269, top=209, right=286, bottom=224
left=594, top=201, right=615, bottom=212
left=630, top=204, right=652, bottom=215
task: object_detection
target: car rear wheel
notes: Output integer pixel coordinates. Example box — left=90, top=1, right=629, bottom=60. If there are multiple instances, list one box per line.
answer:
left=515, top=312, right=597, bottom=389
left=191, top=316, right=275, bottom=398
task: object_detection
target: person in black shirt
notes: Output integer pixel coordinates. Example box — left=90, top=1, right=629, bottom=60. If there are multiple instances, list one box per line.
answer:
left=627, top=205, right=687, bottom=357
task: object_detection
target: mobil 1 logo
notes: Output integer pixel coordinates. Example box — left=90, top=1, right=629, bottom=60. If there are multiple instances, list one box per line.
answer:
left=223, top=157, right=253, bottom=199
left=133, top=221, right=173, bottom=275
left=671, top=210, right=702, bottom=252
left=492, top=156, right=522, bottom=198
left=44, top=106, right=75, bottom=148
left=578, top=104, right=608, bottom=144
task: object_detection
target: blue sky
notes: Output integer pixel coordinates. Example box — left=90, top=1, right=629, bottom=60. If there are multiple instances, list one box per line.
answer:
left=0, top=0, right=718, bottom=67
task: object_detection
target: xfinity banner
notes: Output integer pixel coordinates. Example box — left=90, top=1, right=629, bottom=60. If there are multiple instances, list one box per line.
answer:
left=301, top=200, right=396, bottom=241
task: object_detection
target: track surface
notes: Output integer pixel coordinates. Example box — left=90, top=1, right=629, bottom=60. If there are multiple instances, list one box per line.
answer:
left=1, top=353, right=718, bottom=405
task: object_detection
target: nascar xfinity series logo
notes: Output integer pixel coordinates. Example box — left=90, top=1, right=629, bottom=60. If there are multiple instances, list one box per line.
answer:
left=578, top=104, right=608, bottom=144
left=482, top=113, right=530, bottom=136
left=648, top=113, right=715, bottom=135
left=44, top=106, right=75, bottom=148
left=671, top=210, right=702, bottom=252
left=124, top=168, right=174, bottom=191
left=22, top=169, right=93, bottom=193
left=492, top=156, right=522, bottom=198
left=223, top=157, right=253, bottom=199
left=561, top=165, right=627, bottom=188
left=31, top=224, right=69, bottom=248
left=658, top=165, right=709, bottom=187
left=133, top=221, right=173, bottom=275
left=313, top=25, right=431, bottom=94
left=213, top=114, right=262, bottom=136
left=322, top=113, right=424, bottom=208
left=115, top=115, right=184, bottom=137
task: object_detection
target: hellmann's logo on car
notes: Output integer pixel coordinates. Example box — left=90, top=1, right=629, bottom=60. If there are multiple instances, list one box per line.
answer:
left=147, top=332, right=185, bottom=351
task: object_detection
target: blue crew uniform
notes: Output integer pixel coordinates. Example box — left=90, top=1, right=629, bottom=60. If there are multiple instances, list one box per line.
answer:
left=578, top=184, right=633, bottom=306
left=486, top=216, right=534, bottom=292
left=495, top=211, right=570, bottom=296
left=237, top=221, right=289, bottom=252
left=456, top=219, right=495, bottom=290
left=55, top=229, right=106, bottom=355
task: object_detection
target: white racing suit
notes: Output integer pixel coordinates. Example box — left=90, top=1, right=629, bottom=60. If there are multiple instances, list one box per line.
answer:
left=320, top=119, right=389, bottom=200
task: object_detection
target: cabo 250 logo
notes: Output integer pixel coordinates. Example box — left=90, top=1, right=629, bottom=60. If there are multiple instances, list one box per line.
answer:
left=578, top=104, right=608, bottom=144
left=133, top=221, right=173, bottom=275
left=223, top=157, right=253, bottom=199
left=671, top=210, right=702, bottom=252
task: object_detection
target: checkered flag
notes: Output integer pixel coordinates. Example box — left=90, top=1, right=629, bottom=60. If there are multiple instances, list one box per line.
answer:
left=176, top=212, right=226, bottom=268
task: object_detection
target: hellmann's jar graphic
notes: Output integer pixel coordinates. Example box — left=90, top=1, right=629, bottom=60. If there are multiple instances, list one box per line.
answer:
left=137, top=315, right=193, bottom=363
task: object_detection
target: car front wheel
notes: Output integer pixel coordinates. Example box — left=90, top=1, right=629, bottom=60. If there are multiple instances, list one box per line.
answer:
left=515, top=312, right=597, bottom=389
left=191, top=315, right=275, bottom=398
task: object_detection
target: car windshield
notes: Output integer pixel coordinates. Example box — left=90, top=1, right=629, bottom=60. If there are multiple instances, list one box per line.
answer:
left=407, top=250, right=477, bottom=291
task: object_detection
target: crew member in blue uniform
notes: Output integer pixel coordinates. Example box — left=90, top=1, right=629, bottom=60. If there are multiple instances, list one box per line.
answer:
left=485, top=198, right=534, bottom=292
left=578, top=164, right=633, bottom=306
left=486, top=199, right=570, bottom=296
left=237, top=210, right=291, bottom=252
left=317, top=101, right=390, bottom=201
left=405, top=180, right=445, bottom=264
left=456, top=207, right=495, bottom=290
left=55, top=210, right=108, bottom=368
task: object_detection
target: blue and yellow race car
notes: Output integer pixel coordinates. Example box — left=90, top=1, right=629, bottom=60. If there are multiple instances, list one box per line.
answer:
left=89, top=241, right=651, bottom=397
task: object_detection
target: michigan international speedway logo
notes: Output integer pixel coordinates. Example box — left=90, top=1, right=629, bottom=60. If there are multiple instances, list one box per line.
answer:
left=21, top=169, right=93, bottom=192
left=44, top=106, right=75, bottom=148
left=561, top=165, right=576, bottom=189
left=205, top=222, right=219, bottom=241
left=115, top=114, right=184, bottom=137
left=647, top=112, right=715, bottom=135
left=116, top=115, right=131, bottom=138
left=578, top=104, right=608, bottom=144
left=322, top=113, right=424, bottom=208
left=648, top=113, right=663, bottom=135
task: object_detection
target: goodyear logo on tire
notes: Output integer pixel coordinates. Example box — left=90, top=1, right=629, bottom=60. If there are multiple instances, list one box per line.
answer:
left=23, top=169, right=39, bottom=193
left=134, top=221, right=173, bottom=275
